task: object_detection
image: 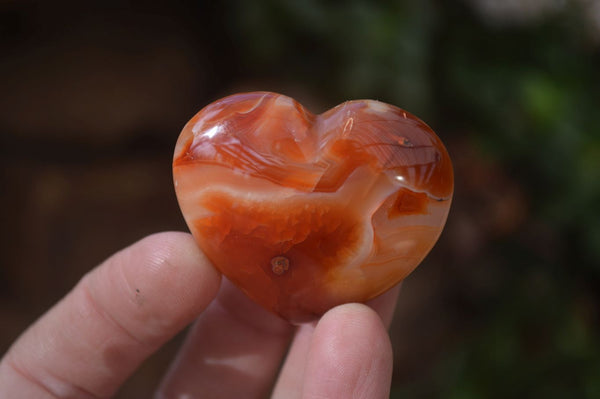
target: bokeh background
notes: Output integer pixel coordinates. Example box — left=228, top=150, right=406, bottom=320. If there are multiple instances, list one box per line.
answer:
left=1, top=0, right=599, bottom=397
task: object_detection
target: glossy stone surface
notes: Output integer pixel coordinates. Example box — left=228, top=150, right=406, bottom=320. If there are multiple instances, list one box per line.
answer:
left=173, top=92, right=453, bottom=323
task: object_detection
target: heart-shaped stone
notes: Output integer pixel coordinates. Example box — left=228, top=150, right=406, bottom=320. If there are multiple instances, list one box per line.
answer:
left=173, top=92, right=453, bottom=323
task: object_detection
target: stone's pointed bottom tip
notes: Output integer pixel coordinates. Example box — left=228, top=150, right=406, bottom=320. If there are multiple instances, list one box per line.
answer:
left=173, top=91, right=453, bottom=322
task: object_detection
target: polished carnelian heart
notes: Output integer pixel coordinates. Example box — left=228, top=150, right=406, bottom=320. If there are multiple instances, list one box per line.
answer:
left=173, top=92, right=453, bottom=323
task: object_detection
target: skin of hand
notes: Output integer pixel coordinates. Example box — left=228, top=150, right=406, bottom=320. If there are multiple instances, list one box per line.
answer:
left=0, top=232, right=398, bottom=399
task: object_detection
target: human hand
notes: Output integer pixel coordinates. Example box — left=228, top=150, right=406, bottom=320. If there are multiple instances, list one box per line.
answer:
left=0, top=232, right=398, bottom=398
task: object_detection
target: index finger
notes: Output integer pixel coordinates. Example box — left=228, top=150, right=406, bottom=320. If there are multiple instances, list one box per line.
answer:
left=0, top=232, right=221, bottom=398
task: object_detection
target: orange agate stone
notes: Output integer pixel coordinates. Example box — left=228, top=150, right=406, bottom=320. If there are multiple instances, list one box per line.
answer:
left=173, top=92, right=453, bottom=323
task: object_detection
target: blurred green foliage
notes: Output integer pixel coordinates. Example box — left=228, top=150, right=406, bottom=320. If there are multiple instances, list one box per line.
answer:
left=222, top=0, right=600, bottom=397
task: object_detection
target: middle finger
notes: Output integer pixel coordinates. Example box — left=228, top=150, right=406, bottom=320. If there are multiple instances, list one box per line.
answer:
left=156, top=279, right=294, bottom=399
